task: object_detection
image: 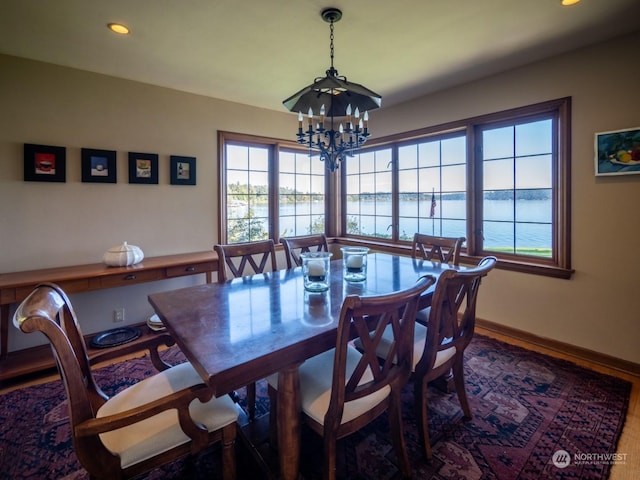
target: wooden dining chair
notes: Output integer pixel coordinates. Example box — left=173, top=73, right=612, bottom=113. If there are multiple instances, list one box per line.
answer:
left=267, top=275, right=435, bottom=480
left=214, top=239, right=278, bottom=419
left=13, top=283, right=240, bottom=480
left=372, top=256, right=497, bottom=460
left=411, top=233, right=466, bottom=325
left=411, top=233, right=465, bottom=266
left=280, top=233, right=329, bottom=269
left=214, top=239, right=278, bottom=282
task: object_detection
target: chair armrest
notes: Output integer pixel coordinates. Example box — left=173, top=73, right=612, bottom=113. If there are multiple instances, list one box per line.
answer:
left=89, top=332, right=176, bottom=371
left=74, top=382, right=214, bottom=447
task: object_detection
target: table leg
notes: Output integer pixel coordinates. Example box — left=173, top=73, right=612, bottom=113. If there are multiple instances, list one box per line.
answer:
left=277, top=363, right=302, bottom=480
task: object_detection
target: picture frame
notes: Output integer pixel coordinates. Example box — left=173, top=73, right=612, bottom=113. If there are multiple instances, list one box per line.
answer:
left=170, top=155, right=196, bottom=185
left=594, top=127, right=640, bottom=176
left=81, top=148, right=117, bottom=183
left=128, top=152, right=158, bottom=184
left=24, top=143, right=66, bottom=182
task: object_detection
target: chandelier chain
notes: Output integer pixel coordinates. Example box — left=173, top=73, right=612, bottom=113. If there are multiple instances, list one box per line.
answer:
left=329, top=20, right=335, bottom=69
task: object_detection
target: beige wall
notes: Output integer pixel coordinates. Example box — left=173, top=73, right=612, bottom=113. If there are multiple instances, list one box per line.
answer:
left=1, top=32, right=639, bottom=362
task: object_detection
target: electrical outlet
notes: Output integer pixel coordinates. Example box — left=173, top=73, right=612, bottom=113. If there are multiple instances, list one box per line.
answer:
left=113, top=308, right=125, bottom=323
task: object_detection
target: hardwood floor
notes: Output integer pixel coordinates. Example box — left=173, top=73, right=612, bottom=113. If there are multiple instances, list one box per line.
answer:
left=1, top=328, right=638, bottom=478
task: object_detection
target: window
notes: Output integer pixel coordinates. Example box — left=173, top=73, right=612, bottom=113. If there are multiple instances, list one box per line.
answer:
left=279, top=151, right=326, bottom=237
left=225, top=142, right=270, bottom=243
left=219, top=98, right=571, bottom=277
left=344, top=148, right=393, bottom=238
left=480, top=118, right=553, bottom=258
left=342, top=98, right=571, bottom=278
left=397, top=133, right=467, bottom=241
left=219, top=132, right=326, bottom=244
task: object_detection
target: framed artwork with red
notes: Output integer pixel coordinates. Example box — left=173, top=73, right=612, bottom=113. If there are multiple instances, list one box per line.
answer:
left=24, top=143, right=66, bottom=182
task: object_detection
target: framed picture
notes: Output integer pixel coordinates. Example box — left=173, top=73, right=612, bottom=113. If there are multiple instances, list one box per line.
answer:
left=595, top=127, right=640, bottom=176
left=128, top=152, right=158, bottom=184
left=170, top=155, right=196, bottom=185
left=24, top=143, right=66, bottom=182
left=81, top=148, right=117, bottom=183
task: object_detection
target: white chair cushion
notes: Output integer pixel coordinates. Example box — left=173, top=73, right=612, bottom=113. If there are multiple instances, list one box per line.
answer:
left=97, top=361, right=239, bottom=469
left=354, top=322, right=456, bottom=371
left=267, top=345, right=390, bottom=426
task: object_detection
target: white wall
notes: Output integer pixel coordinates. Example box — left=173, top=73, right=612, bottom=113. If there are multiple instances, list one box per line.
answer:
left=1, top=31, right=639, bottom=362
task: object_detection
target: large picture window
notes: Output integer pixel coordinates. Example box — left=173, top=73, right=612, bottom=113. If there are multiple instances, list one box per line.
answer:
left=219, top=98, right=571, bottom=278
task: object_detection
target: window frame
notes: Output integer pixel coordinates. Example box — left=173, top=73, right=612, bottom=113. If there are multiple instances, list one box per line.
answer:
left=339, top=98, right=572, bottom=279
left=218, top=131, right=332, bottom=245
left=219, top=97, right=572, bottom=279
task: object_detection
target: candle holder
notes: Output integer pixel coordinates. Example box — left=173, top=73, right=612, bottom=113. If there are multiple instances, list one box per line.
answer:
left=301, top=252, right=333, bottom=292
left=341, top=247, right=369, bottom=282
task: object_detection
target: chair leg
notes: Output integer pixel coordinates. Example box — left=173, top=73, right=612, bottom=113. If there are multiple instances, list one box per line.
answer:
left=388, top=390, right=411, bottom=477
left=414, top=377, right=433, bottom=461
left=221, top=423, right=237, bottom=480
left=452, top=357, right=472, bottom=419
left=323, top=434, right=337, bottom=480
left=247, top=382, right=256, bottom=420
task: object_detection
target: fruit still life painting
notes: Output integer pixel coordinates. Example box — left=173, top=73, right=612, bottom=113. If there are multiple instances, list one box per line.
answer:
left=595, top=126, right=640, bottom=176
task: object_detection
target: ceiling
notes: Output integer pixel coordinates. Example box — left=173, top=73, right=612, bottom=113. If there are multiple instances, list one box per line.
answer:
left=2, top=0, right=639, bottom=114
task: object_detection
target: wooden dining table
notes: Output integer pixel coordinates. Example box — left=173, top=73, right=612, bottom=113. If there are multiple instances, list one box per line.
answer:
left=148, top=252, right=458, bottom=480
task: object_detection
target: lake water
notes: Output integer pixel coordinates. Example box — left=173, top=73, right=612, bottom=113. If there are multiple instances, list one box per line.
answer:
left=234, top=199, right=552, bottom=249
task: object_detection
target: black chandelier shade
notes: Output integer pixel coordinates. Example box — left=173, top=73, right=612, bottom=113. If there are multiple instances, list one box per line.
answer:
left=283, top=68, right=382, bottom=117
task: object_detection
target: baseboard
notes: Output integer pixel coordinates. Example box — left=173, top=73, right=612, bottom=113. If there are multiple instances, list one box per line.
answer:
left=476, top=318, right=640, bottom=377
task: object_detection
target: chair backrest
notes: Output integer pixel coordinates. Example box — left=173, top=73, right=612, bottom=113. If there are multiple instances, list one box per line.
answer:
left=414, top=256, right=497, bottom=378
left=281, top=234, right=329, bottom=269
left=12, top=283, right=111, bottom=469
left=411, top=233, right=465, bottom=266
left=214, top=239, right=278, bottom=282
left=327, top=275, right=435, bottom=429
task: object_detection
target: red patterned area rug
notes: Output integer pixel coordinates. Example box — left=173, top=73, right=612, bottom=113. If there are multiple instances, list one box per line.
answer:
left=0, top=334, right=631, bottom=479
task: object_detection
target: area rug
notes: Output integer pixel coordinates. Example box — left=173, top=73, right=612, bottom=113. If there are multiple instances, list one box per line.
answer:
left=0, top=334, right=631, bottom=479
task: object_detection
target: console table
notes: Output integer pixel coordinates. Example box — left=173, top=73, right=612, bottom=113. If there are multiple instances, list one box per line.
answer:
left=0, top=251, right=218, bottom=381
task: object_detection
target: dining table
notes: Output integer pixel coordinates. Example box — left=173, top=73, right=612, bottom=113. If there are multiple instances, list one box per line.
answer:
left=148, top=252, right=459, bottom=480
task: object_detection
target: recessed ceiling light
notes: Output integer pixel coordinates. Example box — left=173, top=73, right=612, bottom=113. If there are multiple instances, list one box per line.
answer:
left=108, top=23, right=130, bottom=35
left=561, top=0, right=581, bottom=5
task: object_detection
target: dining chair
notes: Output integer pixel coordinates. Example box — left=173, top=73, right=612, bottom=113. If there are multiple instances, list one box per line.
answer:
left=13, top=283, right=240, bottom=480
left=267, top=275, right=435, bottom=480
left=372, top=256, right=497, bottom=460
left=214, top=239, right=278, bottom=419
left=411, top=233, right=466, bottom=325
left=214, top=239, right=278, bottom=282
left=280, top=233, right=329, bottom=269
left=411, top=233, right=465, bottom=266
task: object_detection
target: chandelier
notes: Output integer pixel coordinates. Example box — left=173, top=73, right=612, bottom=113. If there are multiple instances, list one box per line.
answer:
left=282, top=8, right=382, bottom=172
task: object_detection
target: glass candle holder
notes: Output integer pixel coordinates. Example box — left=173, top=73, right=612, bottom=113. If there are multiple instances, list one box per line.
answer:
left=341, top=247, right=369, bottom=282
left=301, top=252, right=332, bottom=292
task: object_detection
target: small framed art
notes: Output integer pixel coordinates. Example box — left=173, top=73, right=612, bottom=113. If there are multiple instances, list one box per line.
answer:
left=24, top=143, right=66, bottom=182
left=595, top=127, right=640, bottom=176
left=82, top=148, right=117, bottom=183
left=170, top=155, right=196, bottom=185
left=128, top=152, right=158, bottom=184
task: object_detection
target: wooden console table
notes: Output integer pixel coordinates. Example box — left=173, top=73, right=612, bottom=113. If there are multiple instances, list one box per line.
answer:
left=0, top=251, right=217, bottom=381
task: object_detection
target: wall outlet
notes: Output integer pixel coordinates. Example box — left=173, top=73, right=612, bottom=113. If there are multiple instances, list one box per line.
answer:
left=113, top=308, right=125, bottom=323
